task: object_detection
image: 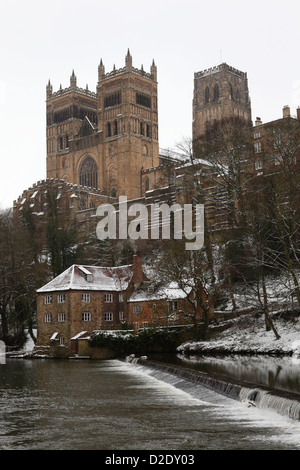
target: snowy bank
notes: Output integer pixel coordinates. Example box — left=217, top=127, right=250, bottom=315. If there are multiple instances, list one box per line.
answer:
left=177, top=312, right=300, bottom=356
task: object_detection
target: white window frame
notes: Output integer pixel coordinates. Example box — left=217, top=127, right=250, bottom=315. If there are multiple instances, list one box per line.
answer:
left=81, top=293, right=91, bottom=302
left=59, top=336, right=65, bottom=346
left=254, top=142, right=262, bottom=153
left=104, top=312, right=113, bottom=321
left=119, top=293, right=124, bottom=302
left=45, top=295, right=52, bottom=305
left=82, top=312, right=91, bottom=321
left=58, top=313, right=66, bottom=322
left=57, top=294, right=65, bottom=304
left=119, top=311, right=124, bottom=321
left=255, top=160, right=263, bottom=170
left=133, top=304, right=140, bottom=315
left=44, top=313, right=52, bottom=322
left=104, top=294, right=113, bottom=303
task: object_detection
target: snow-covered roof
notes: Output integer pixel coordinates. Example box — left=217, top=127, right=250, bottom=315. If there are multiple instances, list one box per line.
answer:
left=37, top=264, right=133, bottom=293
left=128, top=281, right=191, bottom=303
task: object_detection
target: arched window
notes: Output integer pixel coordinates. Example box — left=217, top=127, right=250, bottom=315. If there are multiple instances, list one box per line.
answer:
left=79, top=156, right=98, bottom=189
left=113, top=120, right=118, bottom=136
left=205, top=86, right=210, bottom=103
left=213, top=84, right=219, bottom=101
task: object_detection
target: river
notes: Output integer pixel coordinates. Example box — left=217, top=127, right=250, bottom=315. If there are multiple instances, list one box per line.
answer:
left=0, top=357, right=299, bottom=451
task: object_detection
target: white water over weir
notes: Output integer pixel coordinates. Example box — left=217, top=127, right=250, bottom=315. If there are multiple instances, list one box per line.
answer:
left=127, top=357, right=300, bottom=421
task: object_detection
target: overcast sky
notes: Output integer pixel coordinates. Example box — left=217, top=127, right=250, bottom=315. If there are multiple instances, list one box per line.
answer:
left=0, top=0, right=299, bottom=209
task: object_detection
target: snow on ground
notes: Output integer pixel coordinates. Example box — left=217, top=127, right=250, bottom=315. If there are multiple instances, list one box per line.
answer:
left=177, top=312, right=300, bottom=356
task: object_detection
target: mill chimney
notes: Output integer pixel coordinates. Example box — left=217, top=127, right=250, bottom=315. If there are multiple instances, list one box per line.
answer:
left=283, top=105, right=290, bottom=118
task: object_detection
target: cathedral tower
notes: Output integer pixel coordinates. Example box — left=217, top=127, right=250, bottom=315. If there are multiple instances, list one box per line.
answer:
left=46, top=72, right=98, bottom=183
left=97, top=50, right=159, bottom=199
left=46, top=51, right=159, bottom=200
left=192, top=63, right=252, bottom=142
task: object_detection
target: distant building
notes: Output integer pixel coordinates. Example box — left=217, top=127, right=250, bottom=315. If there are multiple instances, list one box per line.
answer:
left=128, top=281, right=204, bottom=332
left=251, top=106, right=300, bottom=177
left=192, top=63, right=252, bottom=142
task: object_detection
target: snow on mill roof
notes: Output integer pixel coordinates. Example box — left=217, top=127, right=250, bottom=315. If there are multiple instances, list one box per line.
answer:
left=36, top=264, right=133, bottom=293
left=129, top=281, right=192, bottom=303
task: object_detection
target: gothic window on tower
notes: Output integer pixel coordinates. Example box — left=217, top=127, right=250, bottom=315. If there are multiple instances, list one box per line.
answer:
left=213, top=84, right=219, bottom=101
left=136, top=93, right=151, bottom=109
left=114, top=120, right=118, bottom=136
left=79, top=156, right=98, bottom=189
left=104, top=92, right=121, bottom=109
left=205, top=87, right=210, bottom=103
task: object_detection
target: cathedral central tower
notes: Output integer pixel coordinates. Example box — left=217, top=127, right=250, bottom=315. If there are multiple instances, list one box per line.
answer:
left=192, top=63, right=252, bottom=142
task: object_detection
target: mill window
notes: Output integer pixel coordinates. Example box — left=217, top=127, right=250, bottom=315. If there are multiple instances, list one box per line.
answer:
left=57, top=294, right=65, bottom=303
left=104, top=312, right=113, bottom=321
left=133, top=304, right=140, bottom=315
left=81, top=293, right=91, bottom=302
left=45, top=295, right=52, bottom=304
left=58, top=313, right=66, bottom=322
left=44, top=314, right=52, bottom=322
left=82, top=312, right=91, bottom=321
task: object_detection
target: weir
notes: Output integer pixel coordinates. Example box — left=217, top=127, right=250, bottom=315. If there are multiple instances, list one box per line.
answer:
left=127, top=357, right=300, bottom=421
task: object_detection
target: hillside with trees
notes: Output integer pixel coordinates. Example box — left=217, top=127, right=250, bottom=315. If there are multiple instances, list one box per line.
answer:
left=1, top=116, right=300, bottom=350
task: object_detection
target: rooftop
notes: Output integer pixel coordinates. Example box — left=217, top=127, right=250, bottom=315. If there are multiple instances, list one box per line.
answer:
left=36, top=264, right=133, bottom=293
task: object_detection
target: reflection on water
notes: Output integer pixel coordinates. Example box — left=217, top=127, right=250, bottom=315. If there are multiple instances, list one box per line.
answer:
left=0, top=358, right=299, bottom=450
left=149, top=353, right=300, bottom=395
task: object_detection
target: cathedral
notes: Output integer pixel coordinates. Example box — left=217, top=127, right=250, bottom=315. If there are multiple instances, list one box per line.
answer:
left=14, top=50, right=254, bottom=216
left=10, top=46, right=295, bottom=224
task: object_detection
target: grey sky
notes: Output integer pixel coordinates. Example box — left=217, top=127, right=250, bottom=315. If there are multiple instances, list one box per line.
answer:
left=0, top=0, right=299, bottom=209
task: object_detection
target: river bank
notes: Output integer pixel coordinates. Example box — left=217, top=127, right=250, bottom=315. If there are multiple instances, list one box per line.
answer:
left=177, top=310, right=300, bottom=356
